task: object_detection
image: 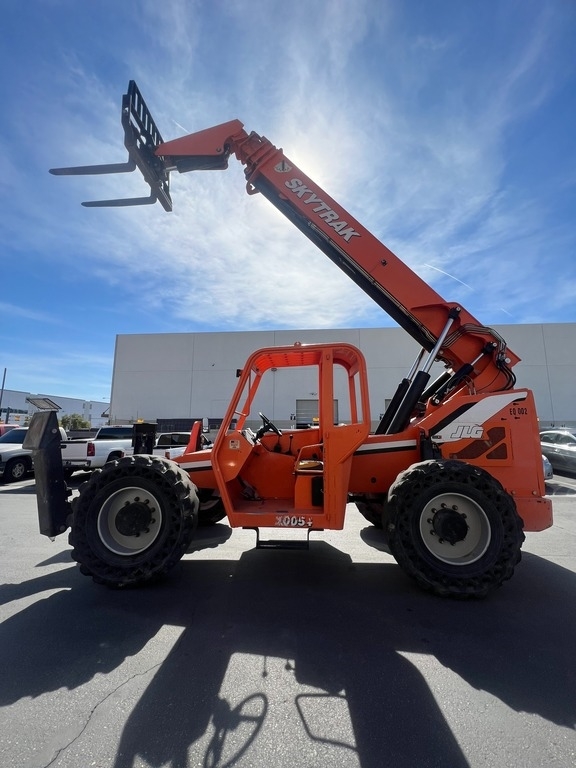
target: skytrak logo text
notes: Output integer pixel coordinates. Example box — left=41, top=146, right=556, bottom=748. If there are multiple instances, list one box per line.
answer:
left=284, top=178, right=361, bottom=242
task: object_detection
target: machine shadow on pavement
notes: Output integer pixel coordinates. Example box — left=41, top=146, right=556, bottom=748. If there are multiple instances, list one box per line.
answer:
left=1, top=532, right=575, bottom=767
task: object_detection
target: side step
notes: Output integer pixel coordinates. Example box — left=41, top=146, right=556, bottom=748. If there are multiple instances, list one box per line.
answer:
left=248, top=527, right=317, bottom=550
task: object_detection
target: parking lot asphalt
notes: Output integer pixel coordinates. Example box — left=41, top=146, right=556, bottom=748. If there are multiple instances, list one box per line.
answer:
left=0, top=473, right=575, bottom=768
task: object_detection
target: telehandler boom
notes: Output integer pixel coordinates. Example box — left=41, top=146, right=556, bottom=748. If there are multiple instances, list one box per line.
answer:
left=26, top=81, right=552, bottom=598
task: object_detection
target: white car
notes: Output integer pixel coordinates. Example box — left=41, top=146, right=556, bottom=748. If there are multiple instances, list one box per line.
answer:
left=0, top=426, right=68, bottom=483
left=542, top=454, right=553, bottom=481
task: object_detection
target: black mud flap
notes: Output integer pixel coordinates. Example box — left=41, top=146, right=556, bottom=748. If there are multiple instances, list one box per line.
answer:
left=23, top=412, right=72, bottom=538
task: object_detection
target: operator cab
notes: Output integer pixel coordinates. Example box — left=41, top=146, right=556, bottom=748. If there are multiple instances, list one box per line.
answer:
left=209, top=342, right=371, bottom=531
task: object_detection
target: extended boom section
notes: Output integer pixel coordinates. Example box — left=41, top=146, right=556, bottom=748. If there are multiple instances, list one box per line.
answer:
left=158, top=121, right=518, bottom=399
left=52, top=81, right=517, bottom=401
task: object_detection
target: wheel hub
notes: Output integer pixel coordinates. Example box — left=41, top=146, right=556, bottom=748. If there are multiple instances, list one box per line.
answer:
left=430, top=505, right=469, bottom=544
left=97, top=486, right=163, bottom=556
left=115, top=500, right=154, bottom=537
left=419, top=492, right=491, bottom=565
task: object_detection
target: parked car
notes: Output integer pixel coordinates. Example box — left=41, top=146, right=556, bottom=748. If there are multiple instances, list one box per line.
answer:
left=0, top=424, right=18, bottom=437
left=542, top=454, right=553, bottom=481
left=539, top=429, right=576, bottom=473
left=0, top=426, right=68, bottom=483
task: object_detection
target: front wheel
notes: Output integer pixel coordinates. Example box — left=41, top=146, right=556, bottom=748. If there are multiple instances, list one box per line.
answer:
left=69, top=455, right=199, bottom=587
left=386, top=460, right=524, bottom=599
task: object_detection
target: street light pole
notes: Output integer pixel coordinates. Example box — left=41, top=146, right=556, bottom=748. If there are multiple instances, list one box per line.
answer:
left=0, top=368, right=6, bottom=422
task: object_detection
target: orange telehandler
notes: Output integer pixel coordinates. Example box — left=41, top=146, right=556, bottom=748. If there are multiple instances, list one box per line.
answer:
left=25, top=81, right=552, bottom=598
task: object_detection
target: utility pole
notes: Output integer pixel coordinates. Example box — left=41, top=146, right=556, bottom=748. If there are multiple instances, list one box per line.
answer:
left=0, top=368, right=6, bottom=422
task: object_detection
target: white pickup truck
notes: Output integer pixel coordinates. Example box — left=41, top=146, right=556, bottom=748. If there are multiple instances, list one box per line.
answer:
left=60, top=425, right=134, bottom=473
left=153, top=431, right=213, bottom=460
left=153, top=432, right=194, bottom=460
left=0, top=425, right=68, bottom=483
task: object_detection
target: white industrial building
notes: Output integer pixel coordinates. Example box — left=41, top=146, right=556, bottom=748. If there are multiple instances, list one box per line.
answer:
left=0, top=389, right=110, bottom=428
left=109, top=323, right=575, bottom=432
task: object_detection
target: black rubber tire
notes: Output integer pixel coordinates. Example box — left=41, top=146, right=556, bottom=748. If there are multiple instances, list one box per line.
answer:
left=355, top=499, right=384, bottom=529
left=386, top=459, right=525, bottom=599
left=69, top=455, right=199, bottom=588
left=198, top=490, right=227, bottom=526
left=5, top=457, right=31, bottom=482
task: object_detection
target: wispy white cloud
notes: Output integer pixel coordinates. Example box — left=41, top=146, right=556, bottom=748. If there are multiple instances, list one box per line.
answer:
left=0, top=303, right=58, bottom=324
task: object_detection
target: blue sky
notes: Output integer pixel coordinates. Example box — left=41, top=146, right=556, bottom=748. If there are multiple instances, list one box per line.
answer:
left=1, top=0, right=575, bottom=401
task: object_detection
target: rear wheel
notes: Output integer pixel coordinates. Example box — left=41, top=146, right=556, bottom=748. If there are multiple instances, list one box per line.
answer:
left=355, top=497, right=385, bottom=529
left=387, top=459, right=524, bottom=598
left=69, top=455, right=199, bottom=587
left=198, top=490, right=226, bottom=526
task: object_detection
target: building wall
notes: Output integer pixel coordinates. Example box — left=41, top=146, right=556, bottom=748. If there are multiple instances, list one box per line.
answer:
left=109, top=324, right=576, bottom=430
left=0, top=389, right=110, bottom=428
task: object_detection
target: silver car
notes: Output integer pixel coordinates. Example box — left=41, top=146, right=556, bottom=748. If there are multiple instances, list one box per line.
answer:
left=540, top=430, right=576, bottom=473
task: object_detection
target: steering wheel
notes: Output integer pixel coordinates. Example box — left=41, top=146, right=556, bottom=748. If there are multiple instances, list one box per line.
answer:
left=255, top=412, right=283, bottom=441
